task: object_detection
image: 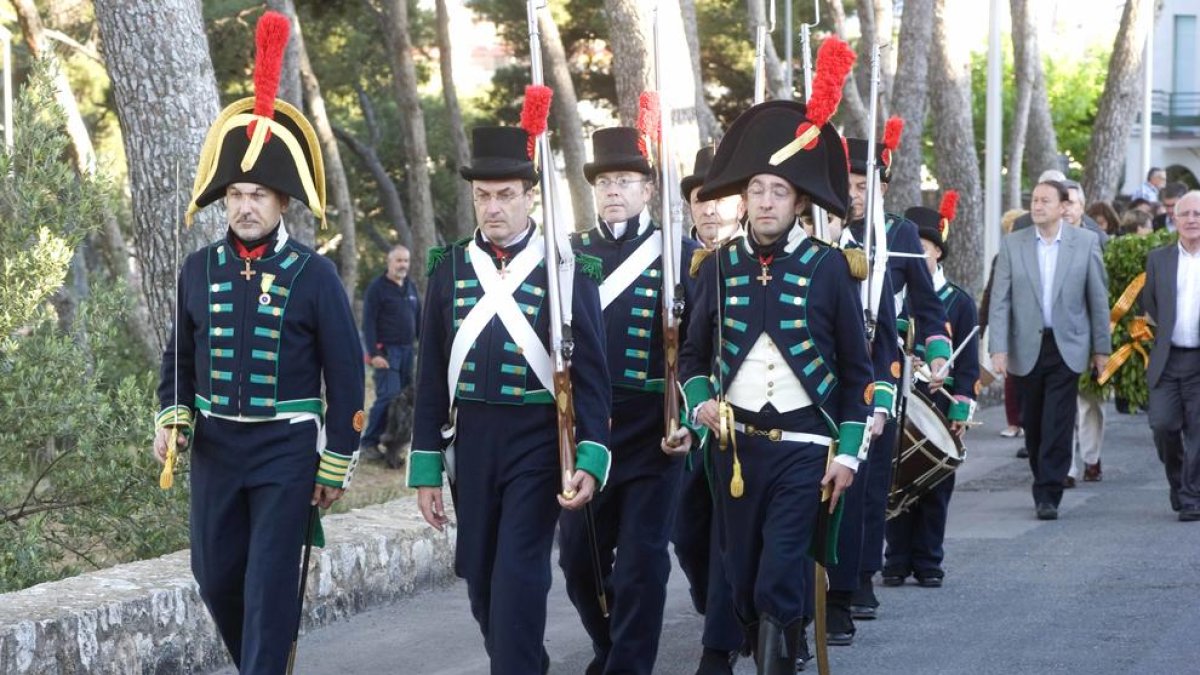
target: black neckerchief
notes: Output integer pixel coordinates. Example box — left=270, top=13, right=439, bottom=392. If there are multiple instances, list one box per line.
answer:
left=227, top=222, right=281, bottom=258
left=476, top=220, right=535, bottom=263
left=747, top=226, right=790, bottom=261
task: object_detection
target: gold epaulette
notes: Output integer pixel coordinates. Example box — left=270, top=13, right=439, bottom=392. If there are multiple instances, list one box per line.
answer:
left=843, top=247, right=868, bottom=281
left=689, top=247, right=715, bottom=278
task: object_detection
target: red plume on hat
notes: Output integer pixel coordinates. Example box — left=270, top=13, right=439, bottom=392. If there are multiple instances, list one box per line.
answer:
left=636, top=91, right=661, bottom=159
left=881, top=116, right=904, bottom=173
left=248, top=11, right=290, bottom=141
left=769, top=37, right=855, bottom=165
left=939, top=190, right=959, bottom=241
left=521, top=85, right=554, bottom=161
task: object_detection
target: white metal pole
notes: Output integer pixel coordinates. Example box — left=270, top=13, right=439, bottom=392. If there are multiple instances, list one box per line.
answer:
left=984, top=0, right=1003, bottom=278
left=784, top=0, right=793, bottom=96
left=1140, top=0, right=1154, bottom=184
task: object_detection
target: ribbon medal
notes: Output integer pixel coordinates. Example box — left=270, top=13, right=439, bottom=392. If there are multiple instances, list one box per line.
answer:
left=259, top=273, right=276, bottom=306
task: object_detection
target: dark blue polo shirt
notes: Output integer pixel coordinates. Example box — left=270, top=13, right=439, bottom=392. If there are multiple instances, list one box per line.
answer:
left=362, top=274, right=421, bottom=356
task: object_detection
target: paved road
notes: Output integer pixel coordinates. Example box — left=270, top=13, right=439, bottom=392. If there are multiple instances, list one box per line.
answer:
left=213, top=402, right=1200, bottom=674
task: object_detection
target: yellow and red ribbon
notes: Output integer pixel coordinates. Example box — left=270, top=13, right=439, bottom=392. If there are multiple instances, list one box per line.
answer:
left=1096, top=273, right=1153, bottom=386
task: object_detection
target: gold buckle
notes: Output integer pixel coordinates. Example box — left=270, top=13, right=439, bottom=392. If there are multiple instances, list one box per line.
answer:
left=743, top=424, right=783, bottom=441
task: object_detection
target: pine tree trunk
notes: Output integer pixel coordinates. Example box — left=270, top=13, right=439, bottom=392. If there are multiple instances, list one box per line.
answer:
left=745, top=0, right=789, bottom=101
left=1006, top=0, right=1035, bottom=210
left=883, top=0, right=934, bottom=213
left=265, top=0, right=316, bottom=248
left=1026, top=64, right=1061, bottom=181
left=435, top=0, right=477, bottom=242
left=928, top=0, right=984, bottom=293
left=380, top=0, right=436, bottom=293
left=1082, top=0, right=1150, bottom=204
left=823, top=0, right=869, bottom=139
left=854, top=0, right=894, bottom=124
left=679, top=0, right=722, bottom=144
left=538, top=9, right=596, bottom=230
left=93, top=0, right=224, bottom=355
left=604, top=0, right=652, bottom=125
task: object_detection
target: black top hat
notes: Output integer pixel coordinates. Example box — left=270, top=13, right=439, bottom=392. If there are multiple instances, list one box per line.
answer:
left=846, top=138, right=894, bottom=183
left=680, top=146, right=716, bottom=200
left=460, top=127, right=538, bottom=183
left=189, top=13, right=325, bottom=225
left=695, top=100, right=850, bottom=218
left=584, top=127, right=653, bottom=184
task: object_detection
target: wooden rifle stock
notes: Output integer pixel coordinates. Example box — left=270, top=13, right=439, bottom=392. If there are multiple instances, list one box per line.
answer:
left=553, top=368, right=578, bottom=497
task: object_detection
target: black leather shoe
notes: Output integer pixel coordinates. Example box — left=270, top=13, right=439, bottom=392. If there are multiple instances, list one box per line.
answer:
left=1016, top=446, right=1029, bottom=458
left=693, top=647, right=735, bottom=675
left=1036, top=503, right=1058, bottom=520
left=850, top=575, right=878, bottom=619
left=881, top=566, right=908, bottom=587
left=795, top=625, right=811, bottom=671
left=1179, top=508, right=1200, bottom=522
left=826, top=596, right=855, bottom=647
left=915, top=571, right=944, bottom=588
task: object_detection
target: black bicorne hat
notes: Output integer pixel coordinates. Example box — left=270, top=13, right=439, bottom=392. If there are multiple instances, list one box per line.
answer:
left=584, top=127, right=653, bottom=184
left=680, top=146, right=715, bottom=200
left=695, top=100, right=850, bottom=218
left=189, top=12, right=325, bottom=225
left=460, top=126, right=538, bottom=183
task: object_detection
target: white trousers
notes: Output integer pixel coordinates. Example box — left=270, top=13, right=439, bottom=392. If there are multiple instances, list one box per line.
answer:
left=1070, top=391, right=1105, bottom=478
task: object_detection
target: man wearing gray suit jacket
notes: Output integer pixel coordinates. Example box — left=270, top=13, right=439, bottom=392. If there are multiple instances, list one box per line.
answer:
left=988, top=181, right=1111, bottom=520
left=1141, top=191, right=1200, bottom=522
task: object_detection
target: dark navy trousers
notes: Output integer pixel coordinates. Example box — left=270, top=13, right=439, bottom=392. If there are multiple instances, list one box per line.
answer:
left=884, top=472, right=955, bottom=574
left=361, top=344, right=414, bottom=447
left=712, top=406, right=828, bottom=629
left=861, top=420, right=899, bottom=574
left=559, top=394, right=682, bottom=675
left=672, top=448, right=744, bottom=653
left=190, top=415, right=317, bottom=675
left=451, top=400, right=561, bottom=675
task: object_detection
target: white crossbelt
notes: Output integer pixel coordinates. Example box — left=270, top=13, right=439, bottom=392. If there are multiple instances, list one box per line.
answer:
left=598, top=232, right=662, bottom=310
left=447, top=235, right=554, bottom=401
left=733, top=421, right=831, bottom=446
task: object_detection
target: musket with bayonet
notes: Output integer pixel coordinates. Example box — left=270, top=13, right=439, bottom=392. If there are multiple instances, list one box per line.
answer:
left=526, top=0, right=609, bottom=617
left=650, top=5, right=685, bottom=440
left=752, top=0, right=777, bottom=104
left=799, top=1, right=831, bottom=243
left=861, top=43, right=890, bottom=345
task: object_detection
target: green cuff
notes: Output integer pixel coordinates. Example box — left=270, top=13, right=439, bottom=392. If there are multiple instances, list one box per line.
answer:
left=155, top=405, right=194, bottom=431
left=896, top=317, right=910, bottom=336
left=576, top=440, right=611, bottom=490
left=837, top=421, right=868, bottom=459
left=947, top=399, right=974, bottom=422
left=681, top=375, right=714, bottom=447
left=316, top=449, right=359, bottom=489
left=924, top=337, right=953, bottom=362
left=872, top=382, right=896, bottom=417
left=406, top=449, right=444, bottom=487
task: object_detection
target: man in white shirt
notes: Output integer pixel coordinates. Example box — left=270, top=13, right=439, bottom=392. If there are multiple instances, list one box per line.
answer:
left=1141, top=191, right=1200, bottom=521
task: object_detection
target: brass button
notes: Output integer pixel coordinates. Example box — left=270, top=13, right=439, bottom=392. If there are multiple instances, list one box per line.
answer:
left=767, top=364, right=774, bottom=370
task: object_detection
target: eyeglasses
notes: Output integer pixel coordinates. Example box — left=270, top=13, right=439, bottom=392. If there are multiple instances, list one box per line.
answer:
left=746, top=184, right=795, bottom=200
left=472, top=190, right=525, bottom=206
left=1176, top=210, right=1200, bottom=219
left=595, top=177, right=646, bottom=189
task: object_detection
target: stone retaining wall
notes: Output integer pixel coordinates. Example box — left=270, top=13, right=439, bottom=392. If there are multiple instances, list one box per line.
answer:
left=0, top=498, right=456, bottom=675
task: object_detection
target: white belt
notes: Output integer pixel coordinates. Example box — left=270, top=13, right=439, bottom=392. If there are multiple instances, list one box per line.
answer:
left=733, top=421, right=831, bottom=446
left=198, top=410, right=326, bottom=453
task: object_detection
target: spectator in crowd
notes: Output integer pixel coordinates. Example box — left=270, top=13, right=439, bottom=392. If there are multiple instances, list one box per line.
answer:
left=1141, top=190, right=1200, bottom=521
left=1131, top=167, right=1167, bottom=204
left=1086, top=202, right=1120, bottom=237
left=1119, top=210, right=1154, bottom=237
left=980, top=208, right=1027, bottom=441
left=359, top=244, right=421, bottom=460
left=1129, top=198, right=1157, bottom=216
left=989, top=181, right=1110, bottom=520
left=1154, top=181, right=1190, bottom=233
left=1063, top=181, right=1109, bottom=247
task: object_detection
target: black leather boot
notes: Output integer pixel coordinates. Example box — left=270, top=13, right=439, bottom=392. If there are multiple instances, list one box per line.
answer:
left=792, top=620, right=812, bottom=671
left=850, top=573, right=879, bottom=619
left=826, top=591, right=856, bottom=646
left=755, top=615, right=793, bottom=675
left=694, top=647, right=736, bottom=675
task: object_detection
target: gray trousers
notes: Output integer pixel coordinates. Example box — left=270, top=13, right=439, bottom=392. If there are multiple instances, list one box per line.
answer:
left=1147, top=348, right=1200, bottom=512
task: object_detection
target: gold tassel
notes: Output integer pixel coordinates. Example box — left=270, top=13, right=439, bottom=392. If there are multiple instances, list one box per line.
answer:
left=842, top=247, right=867, bottom=281
left=730, top=448, right=744, bottom=498
left=159, top=427, right=178, bottom=490
left=690, top=247, right=715, bottom=278
left=716, top=399, right=744, bottom=498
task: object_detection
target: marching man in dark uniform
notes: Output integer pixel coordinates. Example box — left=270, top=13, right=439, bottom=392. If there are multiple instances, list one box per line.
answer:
left=680, top=92, right=874, bottom=673
left=152, top=13, right=364, bottom=674
left=559, top=125, right=698, bottom=675
left=884, top=193, right=980, bottom=586
left=837, top=126, right=954, bottom=635
left=407, top=116, right=612, bottom=674
left=673, top=145, right=747, bottom=673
